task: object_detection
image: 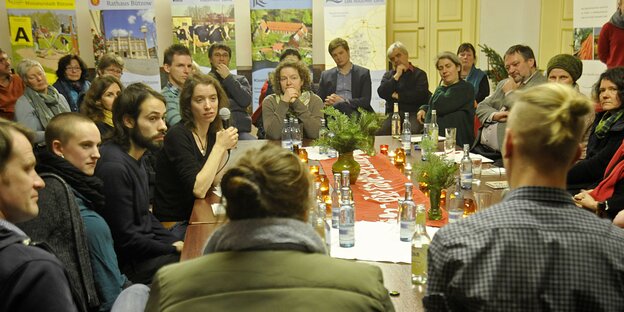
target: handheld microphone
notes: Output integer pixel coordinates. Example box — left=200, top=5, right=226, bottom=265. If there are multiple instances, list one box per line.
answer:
left=219, top=107, right=231, bottom=129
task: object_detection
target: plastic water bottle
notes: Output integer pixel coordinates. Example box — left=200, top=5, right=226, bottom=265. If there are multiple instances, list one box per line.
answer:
left=281, top=118, right=292, bottom=151
left=401, top=112, right=412, bottom=155
left=399, top=182, right=416, bottom=242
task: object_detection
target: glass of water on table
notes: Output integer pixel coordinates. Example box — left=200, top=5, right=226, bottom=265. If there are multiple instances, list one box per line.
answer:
left=444, top=128, right=456, bottom=157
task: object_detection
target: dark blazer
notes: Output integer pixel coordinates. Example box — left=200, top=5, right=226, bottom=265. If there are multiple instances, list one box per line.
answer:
left=317, top=63, right=372, bottom=115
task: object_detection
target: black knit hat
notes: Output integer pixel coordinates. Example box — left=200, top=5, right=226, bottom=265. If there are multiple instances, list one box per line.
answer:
left=546, top=54, right=583, bottom=82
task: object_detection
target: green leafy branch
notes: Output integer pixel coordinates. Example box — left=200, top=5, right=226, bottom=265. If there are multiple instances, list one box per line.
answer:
left=479, top=44, right=508, bottom=85
left=413, top=136, right=457, bottom=190
left=313, top=107, right=382, bottom=155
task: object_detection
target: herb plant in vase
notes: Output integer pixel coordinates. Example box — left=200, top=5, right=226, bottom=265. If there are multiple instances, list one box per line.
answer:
left=413, top=138, right=458, bottom=220
left=313, top=107, right=381, bottom=184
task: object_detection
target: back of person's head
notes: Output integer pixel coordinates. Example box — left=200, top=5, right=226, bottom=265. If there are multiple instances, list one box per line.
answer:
left=208, top=43, right=231, bottom=58
left=110, top=83, right=165, bottom=150
left=271, top=61, right=312, bottom=95
left=507, top=83, right=592, bottom=169
left=97, top=53, right=124, bottom=73
left=328, top=38, right=349, bottom=54
left=386, top=41, right=408, bottom=58
left=179, top=73, right=227, bottom=133
left=546, top=54, right=583, bottom=83
left=457, top=43, right=477, bottom=57
left=505, top=44, right=537, bottom=68
left=163, top=44, right=191, bottom=66
left=221, top=143, right=312, bottom=221
left=593, top=67, right=624, bottom=103
left=45, top=113, right=94, bottom=150
left=55, top=54, right=88, bottom=81
left=279, top=48, right=302, bottom=62
left=81, top=75, right=123, bottom=122
left=0, top=118, right=34, bottom=173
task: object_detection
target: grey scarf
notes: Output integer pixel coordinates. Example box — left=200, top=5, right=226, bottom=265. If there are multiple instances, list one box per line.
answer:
left=203, top=218, right=326, bottom=255
left=611, top=7, right=624, bottom=29
left=23, top=86, right=70, bottom=128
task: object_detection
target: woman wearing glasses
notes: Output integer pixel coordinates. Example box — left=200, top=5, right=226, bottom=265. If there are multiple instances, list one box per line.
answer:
left=53, top=54, right=91, bottom=112
left=262, top=60, right=323, bottom=140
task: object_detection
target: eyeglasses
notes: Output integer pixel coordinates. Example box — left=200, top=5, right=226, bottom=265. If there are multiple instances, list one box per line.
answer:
left=212, top=52, right=229, bottom=58
left=66, top=66, right=82, bottom=71
left=103, top=68, right=123, bottom=75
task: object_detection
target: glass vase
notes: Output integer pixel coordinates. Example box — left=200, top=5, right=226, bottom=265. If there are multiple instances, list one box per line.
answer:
left=428, top=187, right=443, bottom=221
left=332, top=152, right=360, bottom=184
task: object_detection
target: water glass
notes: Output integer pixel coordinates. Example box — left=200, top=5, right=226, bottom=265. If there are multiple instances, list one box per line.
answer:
left=472, top=158, right=483, bottom=183
left=474, top=191, right=492, bottom=211
left=444, top=128, right=456, bottom=156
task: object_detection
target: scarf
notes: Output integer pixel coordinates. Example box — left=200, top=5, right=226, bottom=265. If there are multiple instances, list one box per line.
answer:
left=595, top=109, right=624, bottom=139
left=54, top=79, right=86, bottom=112
left=610, top=7, right=624, bottom=29
left=465, top=65, right=486, bottom=97
left=23, top=86, right=69, bottom=129
left=590, top=140, right=624, bottom=201
left=203, top=218, right=326, bottom=255
left=102, top=109, right=113, bottom=128
left=35, top=149, right=106, bottom=212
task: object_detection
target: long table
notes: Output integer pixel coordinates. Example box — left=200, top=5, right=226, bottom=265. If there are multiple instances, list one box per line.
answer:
left=180, top=136, right=506, bottom=311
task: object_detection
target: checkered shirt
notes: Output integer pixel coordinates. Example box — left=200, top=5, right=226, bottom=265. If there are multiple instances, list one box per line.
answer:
left=424, top=186, right=624, bottom=311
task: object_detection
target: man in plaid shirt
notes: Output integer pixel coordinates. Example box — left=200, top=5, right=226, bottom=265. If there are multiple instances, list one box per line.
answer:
left=425, top=83, right=624, bottom=311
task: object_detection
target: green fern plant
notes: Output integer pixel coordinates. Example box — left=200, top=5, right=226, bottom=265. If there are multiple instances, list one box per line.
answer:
left=412, top=137, right=457, bottom=190
left=313, top=107, right=382, bottom=155
left=479, top=44, right=508, bottom=85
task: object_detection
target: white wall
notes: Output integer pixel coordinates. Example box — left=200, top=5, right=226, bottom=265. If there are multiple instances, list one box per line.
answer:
left=478, top=0, right=542, bottom=69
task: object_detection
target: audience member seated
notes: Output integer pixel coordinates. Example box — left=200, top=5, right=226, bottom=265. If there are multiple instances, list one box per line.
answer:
left=145, top=143, right=395, bottom=311
left=417, top=52, right=475, bottom=146
left=568, top=67, right=624, bottom=192
left=0, top=48, right=24, bottom=120
left=262, top=60, right=323, bottom=140
left=546, top=53, right=593, bottom=159
left=457, top=43, right=490, bottom=103
left=96, top=53, right=124, bottom=79
left=95, top=83, right=182, bottom=285
left=252, top=48, right=302, bottom=139
left=208, top=43, right=255, bottom=140
left=36, top=113, right=132, bottom=311
left=80, top=76, right=123, bottom=138
left=0, top=119, right=78, bottom=311
left=378, top=41, right=431, bottom=135
left=318, top=37, right=373, bottom=115
left=155, top=74, right=238, bottom=239
left=53, top=54, right=91, bottom=112
left=425, top=83, right=624, bottom=310
left=598, top=0, right=624, bottom=68
left=14, top=59, right=70, bottom=144
left=473, top=44, right=547, bottom=164
left=161, top=44, right=193, bottom=126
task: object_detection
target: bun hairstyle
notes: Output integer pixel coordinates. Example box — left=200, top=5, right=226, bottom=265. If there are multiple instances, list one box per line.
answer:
left=508, top=83, right=592, bottom=167
left=221, top=143, right=312, bottom=221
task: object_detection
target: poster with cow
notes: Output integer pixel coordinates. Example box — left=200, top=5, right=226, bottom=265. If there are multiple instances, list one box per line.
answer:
left=249, top=0, right=313, bottom=112
left=171, top=0, right=236, bottom=74
left=6, top=0, right=78, bottom=83
left=89, top=0, right=161, bottom=91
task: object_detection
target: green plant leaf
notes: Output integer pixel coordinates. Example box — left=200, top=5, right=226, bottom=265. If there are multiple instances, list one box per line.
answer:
left=312, top=107, right=381, bottom=155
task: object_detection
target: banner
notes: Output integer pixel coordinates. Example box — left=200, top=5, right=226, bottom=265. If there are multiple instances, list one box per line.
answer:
left=573, top=0, right=616, bottom=95
left=6, top=0, right=78, bottom=82
left=171, top=0, right=236, bottom=74
left=324, top=0, right=386, bottom=113
left=89, top=0, right=161, bottom=90
left=250, top=0, right=313, bottom=112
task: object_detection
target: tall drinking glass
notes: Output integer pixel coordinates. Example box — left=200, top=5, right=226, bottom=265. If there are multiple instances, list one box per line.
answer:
left=474, top=191, right=493, bottom=211
left=444, top=128, right=456, bottom=158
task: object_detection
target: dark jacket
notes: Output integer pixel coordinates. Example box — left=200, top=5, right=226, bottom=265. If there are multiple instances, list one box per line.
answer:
left=317, top=64, right=373, bottom=115
left=0, top=223, right=79, bottom=312
left=210, top=71, right=252, bottom=133
left=568, top=112, right=624, bottom=191
left=378, top=64, right=431, bottom=115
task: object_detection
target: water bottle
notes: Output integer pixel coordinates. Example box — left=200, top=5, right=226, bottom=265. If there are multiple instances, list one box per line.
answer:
left=327, top=131, right=338, bottom=158
left=401, top=112, right=412, bottom=155
left=319, top=118, right=328, bottom=155
left=331, top=173, right=341, bottom=229
left=292, top=118, right=302, bottom=147
left=391, top=103, right=401, bottom=139
left=460, top=144, right=473, bottom=189
left=339, top=186, right=355, bottom=248
left=399, top=182, right=416, bottom=242
left=430, top=110, right=439, bottom=146
left=411, top=209, right=431, bottom=285
left=281, top=118, right=292, bottom=151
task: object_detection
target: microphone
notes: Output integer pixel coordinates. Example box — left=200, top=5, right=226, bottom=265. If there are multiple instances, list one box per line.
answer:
left=219, top=107, right=231, bottom=129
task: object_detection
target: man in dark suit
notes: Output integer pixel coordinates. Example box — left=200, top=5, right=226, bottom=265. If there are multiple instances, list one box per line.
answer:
left=317, top=38, right=372, bottom=115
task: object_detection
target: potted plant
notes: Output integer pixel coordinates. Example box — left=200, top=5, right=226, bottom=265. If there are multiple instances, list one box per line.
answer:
left=412, top=138, right=458, bottom=220
left=313, top=107, right=381, bottom=184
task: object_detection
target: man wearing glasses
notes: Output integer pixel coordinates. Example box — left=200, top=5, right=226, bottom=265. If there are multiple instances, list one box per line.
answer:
left=0, top=49, right=24, bottom=120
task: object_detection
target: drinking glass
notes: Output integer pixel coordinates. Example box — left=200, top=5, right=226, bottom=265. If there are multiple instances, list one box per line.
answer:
left=474, top=191, right=493, bottom=211
left=444, top=128, right=456, bottom=157
left=472, top=158, right=483, bottom=183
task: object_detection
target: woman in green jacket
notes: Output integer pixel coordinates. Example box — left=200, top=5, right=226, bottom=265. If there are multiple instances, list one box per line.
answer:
left=145, top=143, right=395, bottom=312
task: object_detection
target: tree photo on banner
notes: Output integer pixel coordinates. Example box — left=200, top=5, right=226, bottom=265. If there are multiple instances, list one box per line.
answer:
left=171, top=0, right=236, bottom=74
left=250, top=0, right=313, bottom=112
left=6, top=0, right=78, bottom=82
left=89, top=0, right=161, bottom=90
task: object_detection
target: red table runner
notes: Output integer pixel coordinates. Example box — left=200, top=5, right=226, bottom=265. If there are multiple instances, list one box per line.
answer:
left=320, top=153, right=448, bottom=227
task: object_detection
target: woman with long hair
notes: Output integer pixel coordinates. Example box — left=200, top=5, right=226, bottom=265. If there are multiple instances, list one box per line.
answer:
left=80, top=75, right=123, bottom=138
